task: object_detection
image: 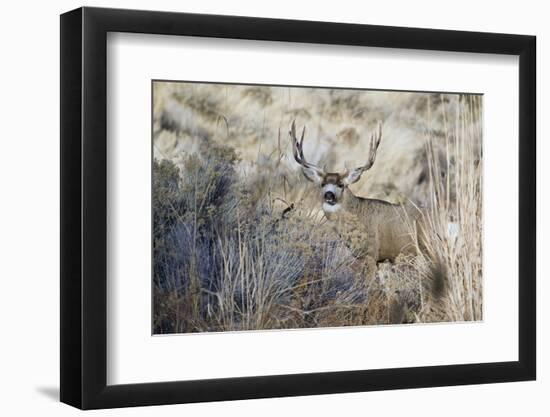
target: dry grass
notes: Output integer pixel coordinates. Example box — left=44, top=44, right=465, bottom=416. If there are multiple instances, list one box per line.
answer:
left=414, top=94, right=483, bottom=322
left=152, top=81, right=482, bottom=334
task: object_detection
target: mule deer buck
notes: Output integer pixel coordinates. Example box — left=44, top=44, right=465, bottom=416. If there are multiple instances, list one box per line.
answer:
left=289, top=120, right=429, bottom=278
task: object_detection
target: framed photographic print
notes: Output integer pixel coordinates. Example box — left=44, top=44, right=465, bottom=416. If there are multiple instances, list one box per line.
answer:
left=60, top=6, right=536, bottom=409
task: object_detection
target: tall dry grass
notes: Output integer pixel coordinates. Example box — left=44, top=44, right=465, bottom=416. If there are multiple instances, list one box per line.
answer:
left=152, top=82, right=483, bottom=334
left=413, top=94, right=483, bottom=322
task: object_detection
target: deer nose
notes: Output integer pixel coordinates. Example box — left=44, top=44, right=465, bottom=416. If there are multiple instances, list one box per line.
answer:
left=324, top=191, right=336, bottom=202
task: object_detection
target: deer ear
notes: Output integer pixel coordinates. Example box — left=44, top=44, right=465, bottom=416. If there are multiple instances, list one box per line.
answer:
left=342, top=168, right=363, bottom=186
left=301, top=167, right=323, bottom=184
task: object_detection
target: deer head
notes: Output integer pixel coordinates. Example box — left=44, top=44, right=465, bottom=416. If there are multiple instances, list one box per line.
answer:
left=289, top=120, right=382, bottom=209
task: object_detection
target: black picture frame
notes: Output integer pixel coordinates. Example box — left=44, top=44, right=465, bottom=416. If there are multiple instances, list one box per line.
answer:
left=60, top=6, right=536, bottom=410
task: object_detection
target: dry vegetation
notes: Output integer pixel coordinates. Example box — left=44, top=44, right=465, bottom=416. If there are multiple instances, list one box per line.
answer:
left=152, top=81, right=482, bottom=334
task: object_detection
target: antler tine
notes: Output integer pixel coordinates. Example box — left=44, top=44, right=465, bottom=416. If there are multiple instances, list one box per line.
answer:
left=298, top=123, right=306, bottom=161
left=355, top=121, right=382, bottom=172
left=289, top=120, right=302, bottom=165
left=289, top=120, right=323, bottom=173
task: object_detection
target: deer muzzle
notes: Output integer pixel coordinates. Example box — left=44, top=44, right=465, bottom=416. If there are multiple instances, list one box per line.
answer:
left=324, top=191, right=336, bottom=205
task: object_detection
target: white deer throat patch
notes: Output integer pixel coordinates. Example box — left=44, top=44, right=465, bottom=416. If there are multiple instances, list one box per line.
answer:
left=323, top=202, right=342, bottom=215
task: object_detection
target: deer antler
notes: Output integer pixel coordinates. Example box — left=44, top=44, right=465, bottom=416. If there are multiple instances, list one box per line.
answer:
left=351, top=121, right=383, bottom=174
left=289, top=120, right=324, bottom=177
left=342, top=122, right=383, bottom=185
